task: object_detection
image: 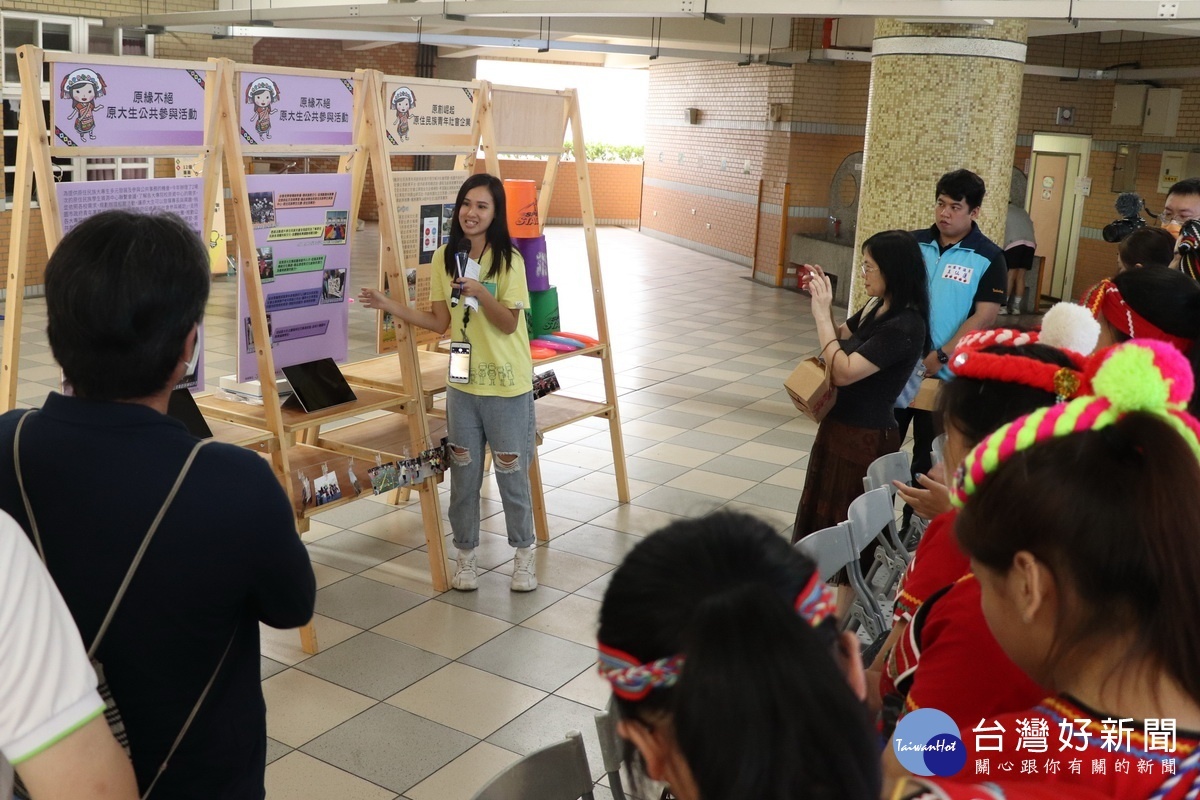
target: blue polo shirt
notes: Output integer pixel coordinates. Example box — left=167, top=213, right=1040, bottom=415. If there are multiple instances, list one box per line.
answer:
left=911, top=223, right=1007, bottom=378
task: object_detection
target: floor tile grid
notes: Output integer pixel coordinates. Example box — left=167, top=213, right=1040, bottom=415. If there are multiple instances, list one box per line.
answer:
left=2, top=225, right=866, bottom=799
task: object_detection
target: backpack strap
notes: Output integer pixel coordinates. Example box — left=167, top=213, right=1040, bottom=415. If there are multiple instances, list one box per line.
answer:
left=14, top=410, right=211, bottom=656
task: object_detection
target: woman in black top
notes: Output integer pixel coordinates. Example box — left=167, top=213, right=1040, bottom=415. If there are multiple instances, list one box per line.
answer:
left=791, top=230, right=930, bottom=563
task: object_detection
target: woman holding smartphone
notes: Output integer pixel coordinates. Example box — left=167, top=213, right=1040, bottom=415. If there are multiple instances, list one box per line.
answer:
left=790, top=230, right=930, bottom=577
left=359, top=174, right=537, bottom=592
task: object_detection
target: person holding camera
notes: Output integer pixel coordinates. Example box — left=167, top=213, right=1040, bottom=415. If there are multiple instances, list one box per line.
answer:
left=791, top=230, right=929, bottom=570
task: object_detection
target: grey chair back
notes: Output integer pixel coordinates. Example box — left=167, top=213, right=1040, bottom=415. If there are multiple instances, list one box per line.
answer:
left=795, top=522, right=855, bottom=583
left=595, top=704, right=628, bottom=800
left=863, top=450, right=914, bottom=561
left=470, top=730, right=595, bottom=800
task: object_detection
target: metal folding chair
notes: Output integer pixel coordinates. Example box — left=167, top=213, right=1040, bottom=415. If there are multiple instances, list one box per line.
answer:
left=795, top=521, right=855, bottom=583
left=470, top=730, right=595, bottom=800
left=843, top=488, right=892, bottom=641
left=594, top=703, right=628, bottom=800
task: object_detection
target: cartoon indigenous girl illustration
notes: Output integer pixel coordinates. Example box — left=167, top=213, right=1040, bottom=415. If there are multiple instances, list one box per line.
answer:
left=390, top=87, right=415, bottom=142
left=246, top=77, right=281, bottom=141
left=60, top=68, right=106, bottom=142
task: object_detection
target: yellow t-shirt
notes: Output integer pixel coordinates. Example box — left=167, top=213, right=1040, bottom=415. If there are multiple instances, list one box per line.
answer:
left=429, top=245, right=532, bottom=397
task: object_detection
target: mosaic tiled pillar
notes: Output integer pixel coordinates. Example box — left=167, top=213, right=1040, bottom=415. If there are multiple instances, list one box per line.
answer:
left=849, top=19, right=1027, bottom=311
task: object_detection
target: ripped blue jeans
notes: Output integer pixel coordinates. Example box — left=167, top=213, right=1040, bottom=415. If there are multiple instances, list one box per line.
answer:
left=445, top=387, right=536, bottom=550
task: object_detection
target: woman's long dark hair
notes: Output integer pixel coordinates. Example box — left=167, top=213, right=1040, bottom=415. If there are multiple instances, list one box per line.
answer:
left=958, top=414, right=1200, bottom=708
left=860, top=229, right=932, bottom=352
left=598, top=512, right=880, bottom=800
left=445, top=173, right=514, bottom=279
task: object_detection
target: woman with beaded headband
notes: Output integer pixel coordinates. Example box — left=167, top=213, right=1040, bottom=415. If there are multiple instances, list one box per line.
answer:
left=246, top=77, right=280, bottom=141
left=1083, top=266, right=1200, bottom=415
left=598, top=511, right=880, bottom=800
left=898, top=339, right=1200, bottom=800
left=60, top=68, right=106, bottom=142
left=874, top=306, right=1098, bottom=771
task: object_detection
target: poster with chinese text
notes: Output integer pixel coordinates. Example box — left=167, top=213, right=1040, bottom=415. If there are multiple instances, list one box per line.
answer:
left=51, top=62, right=206, bottom=148
left=239, top=72, right=354, bottom=147
left=380, top=78, right=476, bottom=151
left=57, top=177, right=208, bottom=390
left=237, top=173, right=353, bottom=382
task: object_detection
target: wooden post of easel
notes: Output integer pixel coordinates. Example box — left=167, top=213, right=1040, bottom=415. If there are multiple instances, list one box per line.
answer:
left=354, top=68, right=460, bottom=591
left=2, top=46, right=221, bottom=412
left=470, top=84, right=630, bottom=540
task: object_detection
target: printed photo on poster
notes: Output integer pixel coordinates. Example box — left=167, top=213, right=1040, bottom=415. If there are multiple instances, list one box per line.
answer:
left=250, top=191, right=276, bottom=227
left=324, top=211, right=348, bottom=245
left=420, top=205, right=439, bottom=264
left=321, top=268, right=346, bottom=304
left=257, top=246, right=275, bottom=282
left=245, top=313, right=274, bottom=353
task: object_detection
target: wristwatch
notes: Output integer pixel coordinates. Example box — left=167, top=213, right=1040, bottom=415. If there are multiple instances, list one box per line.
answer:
left=935, top=348, right=949, bottom=365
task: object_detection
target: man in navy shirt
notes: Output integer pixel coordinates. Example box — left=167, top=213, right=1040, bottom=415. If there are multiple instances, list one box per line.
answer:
left=0, top=211, right=315, bottom=799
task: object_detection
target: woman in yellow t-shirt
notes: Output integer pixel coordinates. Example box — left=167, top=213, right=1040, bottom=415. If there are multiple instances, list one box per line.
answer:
left=358, top=174, right=536, bottom=592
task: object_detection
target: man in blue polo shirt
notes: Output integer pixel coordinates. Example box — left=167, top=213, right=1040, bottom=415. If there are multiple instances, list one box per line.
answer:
left=896, top=169, right=1006, bottom=481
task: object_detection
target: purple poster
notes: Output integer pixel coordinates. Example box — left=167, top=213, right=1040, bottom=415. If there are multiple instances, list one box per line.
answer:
left=237, top=173, right=352, bottom=382
left=56, top=177, right=208, bottom=390
left=51, top=63, right=206, bottom=148
left=239, top=72, right=354, bottom=147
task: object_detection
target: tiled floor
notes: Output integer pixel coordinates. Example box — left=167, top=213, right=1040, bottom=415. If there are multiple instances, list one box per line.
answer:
left=3, top=225, right=840, bottom=799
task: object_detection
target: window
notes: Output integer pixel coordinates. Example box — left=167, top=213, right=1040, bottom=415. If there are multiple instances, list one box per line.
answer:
left=2, top=13, right=155, bottom=207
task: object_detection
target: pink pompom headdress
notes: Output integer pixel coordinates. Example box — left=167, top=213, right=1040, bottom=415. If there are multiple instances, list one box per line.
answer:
left=952, top=339, right=1200, bottom=508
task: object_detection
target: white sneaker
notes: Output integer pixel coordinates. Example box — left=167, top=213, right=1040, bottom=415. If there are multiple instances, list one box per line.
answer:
left=511, top=546, right=538, bottom=592
left=452, top=547, right=478, bottom=591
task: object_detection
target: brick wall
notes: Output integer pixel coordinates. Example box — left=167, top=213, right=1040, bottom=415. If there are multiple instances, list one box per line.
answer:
left=642, top=19, right=872, bottom=275
left=647, top=28, right=1200, bottom=300
left=484, top=159, right=642, bottom=225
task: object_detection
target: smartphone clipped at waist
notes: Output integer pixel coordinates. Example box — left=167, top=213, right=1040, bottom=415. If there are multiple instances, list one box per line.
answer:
left=448, top=342, right=471, bottom=384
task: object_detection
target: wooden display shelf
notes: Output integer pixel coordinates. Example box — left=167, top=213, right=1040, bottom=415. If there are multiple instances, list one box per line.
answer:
left=430, top=391, right=612, bottom=435
left=534, top=393, right=613, bottom=432
left=530, top=343, right=607, bottom=366
left=316, top=414, right=449, bottom=462
left=340, top=351, right=448, bottom=402
left=195, top=386, right=411, bottom=436
left=207, top=418, right=277, bottom=450
left=275, top=442, right=371, bottom=520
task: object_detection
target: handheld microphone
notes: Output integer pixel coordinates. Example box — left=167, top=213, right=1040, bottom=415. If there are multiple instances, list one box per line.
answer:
left=450, top=239, right=471, bottom=308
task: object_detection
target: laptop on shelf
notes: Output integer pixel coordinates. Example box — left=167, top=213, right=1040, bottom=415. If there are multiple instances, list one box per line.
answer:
left=280, top=358, right=358, bottom=414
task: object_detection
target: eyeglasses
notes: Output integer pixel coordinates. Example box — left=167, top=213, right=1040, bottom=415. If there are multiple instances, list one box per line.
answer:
left=1160, top=211, right=1197, bottom=226
left=859, top=262, right=879, bottom=275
